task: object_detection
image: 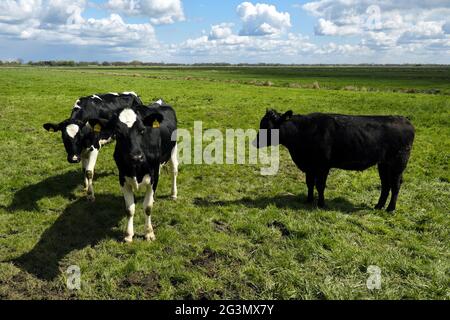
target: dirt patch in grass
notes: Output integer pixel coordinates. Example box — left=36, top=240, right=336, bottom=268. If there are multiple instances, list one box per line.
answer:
left=212, top=219, right=231, bottom=233
left=0, top=270, right=71, bottom=300
left=191, top=248, right=219, bottom=277
left=169, top=275, right=187, bottom=287
left=191, top=248, right=218, bottom=267
left=120, top=271, right=161, bottom=296
left=268, top=221, right=291, bottom=237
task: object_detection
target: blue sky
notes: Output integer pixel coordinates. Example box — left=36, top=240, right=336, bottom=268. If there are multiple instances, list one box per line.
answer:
left=0, top=0, right=449, bottom=63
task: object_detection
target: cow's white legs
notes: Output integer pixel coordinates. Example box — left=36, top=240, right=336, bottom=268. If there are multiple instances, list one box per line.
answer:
left=143, top=185, right=156, bottom=241
left=84, top=148, right=99, bottom=202
left=169, top=143, right=179, bottom=200
left=122, top=184, right=135, bottom=243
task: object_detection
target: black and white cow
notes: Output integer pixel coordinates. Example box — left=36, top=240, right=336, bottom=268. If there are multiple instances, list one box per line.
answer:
left=89, top=100, right=178, bottom=242
left=43, top=92, right=143, bottom=201
left=254, top=109, right=415, bottom=212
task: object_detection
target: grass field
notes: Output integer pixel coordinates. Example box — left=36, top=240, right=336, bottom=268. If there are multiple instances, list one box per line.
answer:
left=0, top=66, right=449, bottom=300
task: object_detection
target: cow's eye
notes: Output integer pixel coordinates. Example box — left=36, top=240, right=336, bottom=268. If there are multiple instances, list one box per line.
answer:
left=139, top=129, right=145, bottom=135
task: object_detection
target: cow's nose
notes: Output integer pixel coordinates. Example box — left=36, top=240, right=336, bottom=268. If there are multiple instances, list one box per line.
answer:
left=131, top=153, right=144, bottom=162
left=69, top=155, right=81, bottom=163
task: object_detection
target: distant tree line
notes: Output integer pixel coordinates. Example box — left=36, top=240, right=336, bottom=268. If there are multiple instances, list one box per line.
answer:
left=0, top=59, right=446, bottom=67
left=0, top=59, right=24, bottom=66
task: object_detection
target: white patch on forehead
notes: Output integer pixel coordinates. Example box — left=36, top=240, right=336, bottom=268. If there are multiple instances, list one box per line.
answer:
left=119, top=109, right=137, bottom=128
left=66, top=124, right=80, bottom=138
left=155, top=99, right=163, bottom=106
left=92, top=95, right=103, bottom=101
left=73, top=99, right=81, bottom=110
left=123, top=92, right=138, bottom=97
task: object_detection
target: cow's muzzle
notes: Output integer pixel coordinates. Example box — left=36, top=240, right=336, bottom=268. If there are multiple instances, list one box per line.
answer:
left=68, top=155, right=81, bottom=164
left=130, top=153, right=145, bottom=164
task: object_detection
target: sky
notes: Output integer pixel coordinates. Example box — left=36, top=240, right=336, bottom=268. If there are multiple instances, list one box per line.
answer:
left=0, top=0, right=449, bottom=64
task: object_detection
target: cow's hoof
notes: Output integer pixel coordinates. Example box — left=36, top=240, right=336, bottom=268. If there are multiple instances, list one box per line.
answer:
left=171, top=195, right=178, bottom=201
left=386, top=207, right=396, bottom=213
left=145, top=233, right=156, bottom=242
left=375, top=205, right=384, bottom=210
left=124, top=236, right=134, bottom=243
left=87, top=195, right=96, bottom=202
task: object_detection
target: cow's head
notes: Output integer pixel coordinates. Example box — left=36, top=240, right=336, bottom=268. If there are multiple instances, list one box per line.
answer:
left=253, top=109, right=293, bottom=148
left=90, top=108, right=164, bottom=165
left=43, top=120, right=90, bottom=163
left=43, top=97, right=107, bottom=163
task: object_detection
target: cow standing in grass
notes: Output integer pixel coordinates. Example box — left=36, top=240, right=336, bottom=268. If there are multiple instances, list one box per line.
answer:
left=43, top=92, right=143, bottom=201
left=254, top=109, right=415, bottom=212
left=90, top=101, right=178, bottom=242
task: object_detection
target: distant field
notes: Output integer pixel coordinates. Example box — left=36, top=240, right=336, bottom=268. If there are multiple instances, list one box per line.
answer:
left=56, top=65, right=450, bottom=94
left=0, top=66, right=448, bottom=300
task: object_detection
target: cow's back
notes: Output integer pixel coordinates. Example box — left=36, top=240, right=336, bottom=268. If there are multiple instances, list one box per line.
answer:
left=285, top=113, right=415, bottom=171
left=71, top=94, right=143, bottom=122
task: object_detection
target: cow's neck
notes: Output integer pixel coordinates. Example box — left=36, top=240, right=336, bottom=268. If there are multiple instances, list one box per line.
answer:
left=279, top=117, right=304, bottom=148
left=279, top=122, right=295, bottom=148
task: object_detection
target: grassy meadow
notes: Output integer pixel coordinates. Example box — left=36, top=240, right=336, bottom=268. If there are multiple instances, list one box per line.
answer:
left=0, top=66, right=449, bottom=300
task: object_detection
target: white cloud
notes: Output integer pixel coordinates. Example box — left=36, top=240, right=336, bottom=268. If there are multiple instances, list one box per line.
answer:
left=41, top=0, right=86, bottom=25
left=0, top=0, right=86, bottom=25
left=175, top=22, right=374, bottom=63
left=106, top=0, right=185, bottom=25
left=0, top=0, right=41, bottom=23
left=237, top=2, right=291, bottom=36
left=315, top=18, right=360, bottom=36
left=0, top=0, right=157, bottom=52
left=208, top=23, right=234, bottom=40
left=303, top=0, right=450, bottom=57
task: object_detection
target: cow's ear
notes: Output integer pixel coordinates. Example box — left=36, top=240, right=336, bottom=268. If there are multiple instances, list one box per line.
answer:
left=43, top=123, right=61, bottom=133
left=144, top=113, right=164, bottom=129
left=88, top=119, right=109, bottom=133
left=281, top=110, right=293, bottom=122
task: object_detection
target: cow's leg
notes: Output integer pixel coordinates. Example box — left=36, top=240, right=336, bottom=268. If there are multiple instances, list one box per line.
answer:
left=143, top=184, right=156, bottom=242
left=305, top=172, right=315, bottom=203
left=387, top=173, right=403, bottom=212
left=122, top=184, right=135, bottom=243
left=315, top=169, right=329, bottom=208
left=386, top=151, right=410, bottom=212
left=169, top=143, right=179, bottom=200
left=81, top=153, right=89, bottom=192
left=375, top=164, right=391, bottom=210
left=85, top=148, right=99, bottom=202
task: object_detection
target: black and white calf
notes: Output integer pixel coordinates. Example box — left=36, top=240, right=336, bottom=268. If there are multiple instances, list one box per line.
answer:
left=254, top=109, right=415, bottom=212
left=43, top=92, right=143, bottom=201
left=90, top=101, right=178, bottom=242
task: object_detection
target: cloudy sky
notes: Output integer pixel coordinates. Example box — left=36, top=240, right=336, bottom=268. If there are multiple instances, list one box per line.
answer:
left=1, top=0, right=449, bottom=63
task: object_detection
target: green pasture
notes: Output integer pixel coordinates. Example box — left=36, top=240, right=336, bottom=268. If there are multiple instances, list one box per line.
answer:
left=0, top=67, right=448, bottom=300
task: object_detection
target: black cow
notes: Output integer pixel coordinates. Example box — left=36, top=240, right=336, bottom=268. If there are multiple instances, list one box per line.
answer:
left=254, top=109, right=415, bottom=212
left=89, top=100, right=178, bottom=243
left=43, top=92, right=143, bottom=201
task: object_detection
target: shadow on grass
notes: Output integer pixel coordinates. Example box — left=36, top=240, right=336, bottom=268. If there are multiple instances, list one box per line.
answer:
left=5, top=170, right=110, bottom=212
left=194, top=194, right=371, bottom=214
left=12, top=194, right=124, bottom=281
